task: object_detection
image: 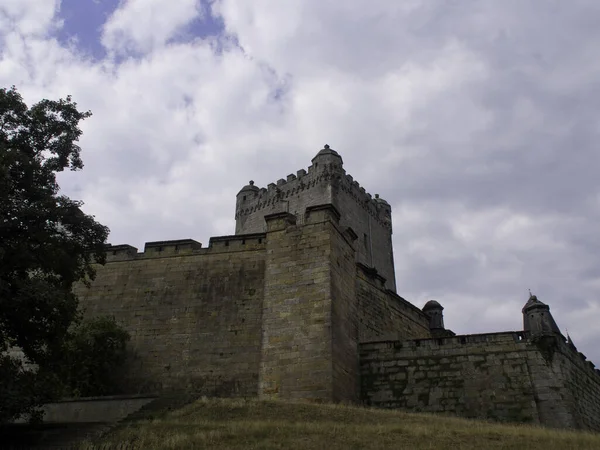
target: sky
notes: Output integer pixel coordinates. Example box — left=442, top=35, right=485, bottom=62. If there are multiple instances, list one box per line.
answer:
left=1, top=1, right=600, bottom=364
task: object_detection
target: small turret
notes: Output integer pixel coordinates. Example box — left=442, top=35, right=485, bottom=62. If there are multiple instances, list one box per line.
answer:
left=423, top=300, right=445, bottom=330
left=237, top=180, right=260, bottom=207
left=310, top=144, right=343, bottom=172
left=374, top=194, right=392, bottom=229
left=522, top=292, right=562, bottom=337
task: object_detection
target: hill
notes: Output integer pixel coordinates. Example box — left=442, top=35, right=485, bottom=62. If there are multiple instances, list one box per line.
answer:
left=84, top=398, right=600, bottom=449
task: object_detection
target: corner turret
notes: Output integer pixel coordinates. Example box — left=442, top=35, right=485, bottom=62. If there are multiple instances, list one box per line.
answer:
left=423, top=300, right=444, bottom=329
left=235, top=180, right=260, bottom=234
left=374, top=194, right=392, bottom=229
left=310, top=144, right=343, bottom=172
left=522, top=292, right=562, bottom=337
left=423, top=300, right=455, bottom=338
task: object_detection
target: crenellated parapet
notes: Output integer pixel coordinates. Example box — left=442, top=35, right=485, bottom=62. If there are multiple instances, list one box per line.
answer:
left=234, top=168, right=335, bottom=224
left=235, top=145, right=392, bottom=231
left=104, top=234, right=266, bottom=262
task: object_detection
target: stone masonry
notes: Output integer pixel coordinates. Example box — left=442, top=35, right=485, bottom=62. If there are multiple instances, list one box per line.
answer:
left=73, top=146, right=600, bottom=432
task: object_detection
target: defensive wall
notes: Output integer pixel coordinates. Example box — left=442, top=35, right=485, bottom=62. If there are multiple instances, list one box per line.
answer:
left=75, top=202, right=430, bottom=403
left=360, top=331, right=600, bottom=431
left=71, top=146, right=600, bottom=432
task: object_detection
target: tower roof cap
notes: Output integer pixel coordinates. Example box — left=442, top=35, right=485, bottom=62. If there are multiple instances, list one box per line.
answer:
left=238, top=180, right=260, bottom=195
left=311, top=144, right=343, bottom=163
left=522, top=291, right=549, bottom=313
left=374, top=194, right=390, bottom=205
left=423, top=300, right=443, bottom=311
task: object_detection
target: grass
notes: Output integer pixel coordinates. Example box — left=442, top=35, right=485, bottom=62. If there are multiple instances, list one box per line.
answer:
left=84, top=398, right=600, bottom=450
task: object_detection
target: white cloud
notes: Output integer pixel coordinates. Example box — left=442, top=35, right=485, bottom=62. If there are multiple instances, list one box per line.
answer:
left=101, top=0, right=202, bottom=55
left=0, top=0, right=60, bottom=36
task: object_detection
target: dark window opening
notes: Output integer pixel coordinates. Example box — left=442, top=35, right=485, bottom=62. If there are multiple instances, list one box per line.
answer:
left=258, top=238, right=262, bottom=244
left=242, top=239, right=246, bottom=245
left=225, top=241, right=229, bottom=247
left=158, top=246, right=163, bottom=252
left=243, top=195, right=246, bottom=201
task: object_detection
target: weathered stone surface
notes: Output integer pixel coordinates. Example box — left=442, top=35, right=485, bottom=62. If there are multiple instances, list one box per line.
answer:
left=74, top=234, right=266, bottom=397
left=360, top=332, right=600, bottom=431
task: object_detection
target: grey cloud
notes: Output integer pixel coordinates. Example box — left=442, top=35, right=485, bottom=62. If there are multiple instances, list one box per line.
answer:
left=3, top=1, right=600, bottom=363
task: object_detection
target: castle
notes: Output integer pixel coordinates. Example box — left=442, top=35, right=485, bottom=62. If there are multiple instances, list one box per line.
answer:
left=75, top=146, right=600, bottom=431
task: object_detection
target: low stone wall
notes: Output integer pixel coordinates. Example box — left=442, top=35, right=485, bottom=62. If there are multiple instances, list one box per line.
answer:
left=15, top=394, right=157, bottom=424
left=360, top=332, right=541, bottom=425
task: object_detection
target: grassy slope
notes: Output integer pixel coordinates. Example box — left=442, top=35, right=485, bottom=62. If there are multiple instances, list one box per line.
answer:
left=87, top=398, right=600, bottom=450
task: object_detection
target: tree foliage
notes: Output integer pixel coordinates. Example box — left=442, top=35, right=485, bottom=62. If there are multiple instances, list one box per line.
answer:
left=0, top=86, right=115, bottom=422
left=55, top=316, right=131, bottom=398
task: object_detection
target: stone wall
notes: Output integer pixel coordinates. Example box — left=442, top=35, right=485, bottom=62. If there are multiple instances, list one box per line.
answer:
left=526, top=338, right=600, bottom=431
left=332, top=175, right=395, bottom=292
left=74, top=234, right=266, bottom=397
left=14, top=395, right=157, bottom=424
left=356, top=266, right=431, bottom=342
left=259, top=205, right=359, bottom=402
left=360, top=332, right=541, bottom=425
left=360, top=332, right=600, bottom=431
left=330, top=213, right=360, bottom=403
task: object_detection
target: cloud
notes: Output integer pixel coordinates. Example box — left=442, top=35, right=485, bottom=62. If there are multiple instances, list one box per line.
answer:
left=0, top=0, right=60, bottom=36
left=0, top=0, right=599, bottom=363
left=101, top=0, right=202, bottom=55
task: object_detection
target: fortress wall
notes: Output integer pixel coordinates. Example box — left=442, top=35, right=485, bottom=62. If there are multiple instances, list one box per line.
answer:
left=531, top=341, right=600, bottom=431
left=333, top=175, right=395, bottom=292
left=330, top=217, right=360, bottom=402
left=357, top=267, right=431, bottom=342
left=359, top=332, right=541, bottom=425
left=74, top=235, right=267, bottom=397
left=259, top=204, right=361, bottom=403
left=235, top=168, right=332, bottom=234
left=259, top=209, right=336, bottom=401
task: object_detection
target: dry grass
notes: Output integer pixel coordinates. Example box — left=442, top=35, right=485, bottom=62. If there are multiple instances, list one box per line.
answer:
left=84, top=398, right=600, bottom=450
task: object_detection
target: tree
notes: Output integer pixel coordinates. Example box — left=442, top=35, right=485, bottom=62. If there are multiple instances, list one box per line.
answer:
left=0, top=86, right=110, bottom=423
left=55, top=316, right=131, bottom=398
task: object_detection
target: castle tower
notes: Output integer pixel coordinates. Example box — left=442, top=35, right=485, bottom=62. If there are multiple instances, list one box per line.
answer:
left=234, top=145, right=397, bottom=291
left=522, top=293, right=562, bottom=337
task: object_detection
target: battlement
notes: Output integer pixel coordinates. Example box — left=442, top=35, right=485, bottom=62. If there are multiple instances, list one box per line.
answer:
left=235, top=166, right=390, bottom=231
left=361, top=330, right=600, bottom=380
left=104, top=234, right=266, bottom=262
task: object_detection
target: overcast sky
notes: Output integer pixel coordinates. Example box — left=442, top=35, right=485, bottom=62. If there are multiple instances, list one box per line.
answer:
left=2, top=1, right=599, bottom=364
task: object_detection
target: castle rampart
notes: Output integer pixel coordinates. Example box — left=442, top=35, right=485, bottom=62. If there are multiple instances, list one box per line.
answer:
left=71, top=145, right=600, bottom=432
left=359, top=331, right=600, bottom=431
left=76, top=238, right=267, bottom=396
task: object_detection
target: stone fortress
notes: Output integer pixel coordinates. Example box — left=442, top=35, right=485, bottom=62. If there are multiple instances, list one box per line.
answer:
left=75, top=146, right=600, bottom=431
